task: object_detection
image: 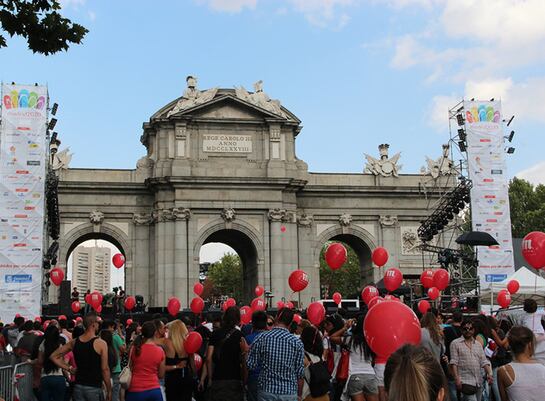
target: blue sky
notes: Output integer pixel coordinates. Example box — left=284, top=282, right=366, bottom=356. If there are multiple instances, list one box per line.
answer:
left=2, top=0, right=544, bottom=183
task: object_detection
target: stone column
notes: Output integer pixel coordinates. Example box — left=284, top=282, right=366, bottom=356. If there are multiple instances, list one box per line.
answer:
left=296, top=213, right=317, bottom=307
left=173, top=208, right=191, bottom=306
left=163, top=210, right=176, bottom=303
left=132, top=213, right=153, bottom=302
left=153, top=209, right=168, bottom=307
left=378, top=215, right=399, bottom=281
left=268, top=209, right=286, bottom=303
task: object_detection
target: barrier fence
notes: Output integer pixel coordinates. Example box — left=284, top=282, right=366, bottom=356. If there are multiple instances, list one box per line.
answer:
left=0, top=359, right=34, bottom=401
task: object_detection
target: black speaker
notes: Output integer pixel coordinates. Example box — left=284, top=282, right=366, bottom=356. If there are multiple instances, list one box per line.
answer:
left=59, top=280, right=72, bottom=316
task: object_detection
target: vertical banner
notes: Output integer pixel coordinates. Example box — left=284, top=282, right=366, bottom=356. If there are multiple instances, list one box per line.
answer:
left=465, top=100, right=515, bottom=289
left=0, top=84, right=47, bottom=319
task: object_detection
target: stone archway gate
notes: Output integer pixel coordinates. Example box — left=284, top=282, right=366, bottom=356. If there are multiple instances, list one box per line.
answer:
left=51, top=80, right=450, bottom=307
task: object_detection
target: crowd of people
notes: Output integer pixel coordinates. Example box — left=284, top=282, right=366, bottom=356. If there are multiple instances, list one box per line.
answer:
left=1, top=298, right=545, bottom=401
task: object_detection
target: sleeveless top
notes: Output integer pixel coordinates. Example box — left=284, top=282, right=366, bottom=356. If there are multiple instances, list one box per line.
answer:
left=74, top=337, right=102, bottom=387
left=504, top=362, right=545, bottom=401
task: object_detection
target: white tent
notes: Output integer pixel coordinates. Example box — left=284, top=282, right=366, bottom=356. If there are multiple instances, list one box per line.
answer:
left=481, top=266, right=545, bottom=304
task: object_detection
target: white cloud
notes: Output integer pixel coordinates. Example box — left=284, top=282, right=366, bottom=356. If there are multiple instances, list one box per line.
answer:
left=428, top=94, right=460, bottom=131
left=88, top=11, right=96, bottom=21
left=516, top=162, right=545, bottom=186
left=287, top=0, right=357, bottom=27
left=198, top=0, right=257, bottom=13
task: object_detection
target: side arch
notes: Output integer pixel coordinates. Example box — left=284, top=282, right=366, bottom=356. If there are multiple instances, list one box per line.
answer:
left=59, top=222, right=132, bottom=265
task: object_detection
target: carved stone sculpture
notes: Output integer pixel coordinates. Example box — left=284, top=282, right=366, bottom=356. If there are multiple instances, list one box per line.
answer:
left=52, top=148, right=73, bottom=170
left=133, top=213, right=153, bottom=225
left=221, top=208, right=236, bottom=222
left=235, top=80, right=287, bottom=118
left=89, top=210, right=104, bottom=225
left=379, top=215, right=398, bottom=227
left=268, top=208, right=286, bottom=222
left=401, top=229, right=420, bottom=255
left=173, top=207, right=191, bottom=220
left=136, top=156, right=154, bottom=171
left=339, top=213, right=352, bottom=227
left=422, top=144, right=455, bottom=178
left=167, top=75, right=218, bottom=116
left=364, top=144, right=402, bottom=177
left=297, top=213, right=313, bottom=227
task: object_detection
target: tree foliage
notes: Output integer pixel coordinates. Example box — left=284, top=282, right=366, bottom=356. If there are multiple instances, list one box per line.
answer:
left=319, top=242, right=362, bottom=299
left=0, top=0, right=87, bottom=54
left=509, top=177, right=545, bottom=237
left=206, top=252, right=243, bottom=301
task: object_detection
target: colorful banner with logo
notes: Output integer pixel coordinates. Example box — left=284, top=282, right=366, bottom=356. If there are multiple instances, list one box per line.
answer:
left=464, top=100, right=515, bottom=289
left=0, top=84, right=47, bottom=320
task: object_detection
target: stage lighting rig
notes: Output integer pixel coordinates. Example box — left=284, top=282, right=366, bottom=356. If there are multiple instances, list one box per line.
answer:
left=418, top=178, right=473, bottom=242
left=506, top=147, right=515, bottom=154
left=507, top=130, right=515, bottom=142
left=456, top=113, right=465, bottom=126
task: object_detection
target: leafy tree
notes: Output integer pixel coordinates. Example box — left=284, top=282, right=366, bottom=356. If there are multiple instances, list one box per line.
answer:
left=319, top=242, right=362, bottom=299
left=206, top=252, right=243, bottom=301
left=509, top=177, right=545, bottom=237
left=0, top=0, right=87, bottom=54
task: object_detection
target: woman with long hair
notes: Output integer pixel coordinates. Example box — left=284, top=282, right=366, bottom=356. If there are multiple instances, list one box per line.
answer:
left=332, top=314, right=378, bottom=401
left=420, top=312, right=445, bottom=362
left=498, top=326, right=545, bottom=401
left=38, top=325, right=67, bottom=401
left=300, top=326, right=329, bottom=401
left=384, top=344, right=447, bottom=401
left=126, top=321, right=166, bottom=401
left=164, top=320, right=193, bottom=401
left=100, top=329, right=118, bottom=373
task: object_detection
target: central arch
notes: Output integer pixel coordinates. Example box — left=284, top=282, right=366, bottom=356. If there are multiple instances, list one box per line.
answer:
left=194, top=220, right=264, bottom=304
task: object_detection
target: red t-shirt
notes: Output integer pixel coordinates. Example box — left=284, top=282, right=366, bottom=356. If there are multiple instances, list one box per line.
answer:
left=128, top=343, right=165, bottom=392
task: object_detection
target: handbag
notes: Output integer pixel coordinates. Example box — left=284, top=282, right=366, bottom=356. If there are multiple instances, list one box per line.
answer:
left=335, top=339, right=350, bottom=382
left=119, top=349, right=133, bottom=389
left=461, top=384, right=477, bottom=395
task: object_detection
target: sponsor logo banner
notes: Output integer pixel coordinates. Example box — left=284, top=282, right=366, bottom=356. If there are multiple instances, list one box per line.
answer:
left=0, top=84, right=47, bottom=319
left=465, top=101, right=515, bottom=289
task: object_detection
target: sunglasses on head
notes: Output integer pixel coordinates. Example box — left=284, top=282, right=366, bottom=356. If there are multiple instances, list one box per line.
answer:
left=462, top=326, right=473, bottom=331
left=267, top=321, right=273, bottom=326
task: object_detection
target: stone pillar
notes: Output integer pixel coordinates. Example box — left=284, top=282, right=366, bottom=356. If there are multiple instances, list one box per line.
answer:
left=154, top=209, right=168, bottom=307
left=163, top=210, right=176, bottom=303
left=173, top=208, right=191, bottom=306
left=296, top=213, right=317, bottom=307
left=268, top=209, right=286, bottom=303
left=378, top=215, right=399, bottom=281
left=132, top=213, right=153, bottom=302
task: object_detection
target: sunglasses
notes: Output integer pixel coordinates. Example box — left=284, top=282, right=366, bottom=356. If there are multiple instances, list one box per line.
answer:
left=267, top=322, right=274, bottom=326
left=462, top=327, right=474, bottom=331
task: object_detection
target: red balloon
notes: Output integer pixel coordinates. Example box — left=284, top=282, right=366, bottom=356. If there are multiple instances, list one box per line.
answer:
left=420, top=269, right=435, bottom=289
left=255, top=285, right=265, bottom=297
left=71, top=301, right=81, bottom=314
left=251, top=297, right=266, bottom=312
left=193, top=353, right=203, bottom=371
left=124, top=296, right=136, bottom=311
left=280, top=226, right=287, bottom=233
left=372, top=247, right=389, bottom=267
left=368, top=296, right=384, bottom=309
left=497, top=289, right=511, bottom=309
left=167, top=297, right=181, bottom=317
left=184, top=332, right=203, bottom=354
left=240, top=306, right=252, bottom=324
left=522, top=231, right=545, bottom=269
left=364, top=301, right=421, bottom=359
left=222, top=298, right=236, bottom=311
left=90, top=291, right=103, bottom=310
left=95, top=305, right=102, bottom=313
left=34, top=316, right=42, bottom=323
left=193, top=283, right=204, bottom=296
left=75, top=317, right=82, bottom=323
left=361, top=286, right=379, bottom=305
left=276, top=301, right=285, bottom=309
left=50, top=268, right=64, bottom=286
left=285, top=301, right=294, bottom=309
left=433, top=269, right=450, bottom=291
left=428, top=287, right=440, bottom=300
left=332, top=292, right=342, bottom=305
left=418, top=300, right=431, bottom=314
left=307, top=302, right=325, bottom=325
left=112, top=253, right=125, bottom=268
left=384, top=268, right=403, bottom=292
left=288, top=270, right=309, bottom=292
left=325, top=243, right=347, bottom=270
left=293, top=314, right=302, bottom=324
left=190, top=297, right=204, bottom=314
left=507, top=280, right=520, bottom=294
left=58, top=315, right=67, bottom=321
left=126, top=318, right=133, bottom=326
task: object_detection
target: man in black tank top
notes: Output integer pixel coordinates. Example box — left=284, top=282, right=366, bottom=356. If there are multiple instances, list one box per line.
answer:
left=51, top=313, right=112, bottom=401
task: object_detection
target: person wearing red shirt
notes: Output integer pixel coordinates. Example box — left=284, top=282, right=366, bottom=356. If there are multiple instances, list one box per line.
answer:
left=127, top=321, right=166, bottom=401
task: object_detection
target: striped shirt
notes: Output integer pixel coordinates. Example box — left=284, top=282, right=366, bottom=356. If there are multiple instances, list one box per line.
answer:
left=247, top=327, right=305, bottom=395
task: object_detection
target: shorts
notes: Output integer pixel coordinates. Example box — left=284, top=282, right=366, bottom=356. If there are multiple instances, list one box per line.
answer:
left=346, top=374, right=378, bottom=396
left=374, top=363, right=385, bottom=387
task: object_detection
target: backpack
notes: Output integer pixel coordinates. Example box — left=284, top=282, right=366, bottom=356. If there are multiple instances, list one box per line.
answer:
left=305, top=353, right=331, bottom=397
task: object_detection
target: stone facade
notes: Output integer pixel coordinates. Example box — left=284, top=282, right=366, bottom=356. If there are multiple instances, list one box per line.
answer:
left=53, top=82, right=450, bottom=307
